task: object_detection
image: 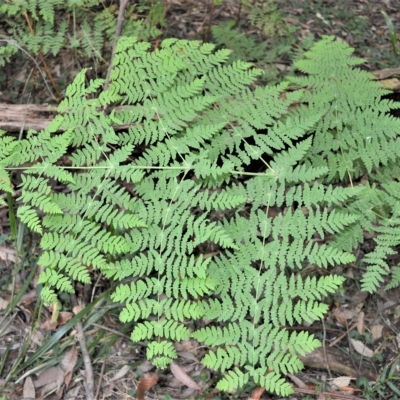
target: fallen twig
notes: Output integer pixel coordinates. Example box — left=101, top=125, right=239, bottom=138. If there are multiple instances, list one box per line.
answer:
left=70, top=293, right=94, bottom=400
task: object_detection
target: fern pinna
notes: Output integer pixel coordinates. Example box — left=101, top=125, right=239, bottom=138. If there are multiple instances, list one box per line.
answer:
left=0, top=0, right=162, bottom=67
left=1, top=35, right=399, bottom=395
left=289, top=36, right=400, bottom=293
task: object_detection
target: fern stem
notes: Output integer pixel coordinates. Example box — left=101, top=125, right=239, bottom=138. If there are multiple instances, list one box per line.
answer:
left=7, top=192, right=17, bottom=240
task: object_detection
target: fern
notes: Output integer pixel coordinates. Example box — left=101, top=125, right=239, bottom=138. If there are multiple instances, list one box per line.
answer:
left=287, top=36, right=400, bottom=292
left=0, top=0, right=162, bottom=70
left=211, top=21, right=267, bottom=63
left=2, top=34, right=400, bottom=396
left=289, top=36, right=400, bottom=181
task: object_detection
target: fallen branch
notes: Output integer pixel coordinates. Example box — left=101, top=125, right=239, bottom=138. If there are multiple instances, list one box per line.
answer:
left=1, top=67, right=399, bottom=132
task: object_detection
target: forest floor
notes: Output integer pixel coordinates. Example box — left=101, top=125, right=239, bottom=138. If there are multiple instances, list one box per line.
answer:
left=0, top=1, right=400, bottom=399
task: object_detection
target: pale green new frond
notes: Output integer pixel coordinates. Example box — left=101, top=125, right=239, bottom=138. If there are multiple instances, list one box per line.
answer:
left=285, top=183, right=362, bottom=208
left=292, top=300, right=329, bottom=324
left=203, top=346, right=247, bottom=373
left=295, top=274, right=345, bottom=299
left=193, top=323, right=242, bottom=346
left=307, top=243, right=355, bottom=268
left=361, top=265, right=389, bottom=293
left=270, top=137, right=312, bottom=172
left=284, top=164, right=328, bottom=183
left=111, top=277, right=164, bottom=304
left=132, top=320, right=190, bottom=342
left=289, top=35, right=400, bottom=182
left=163, top=298, right=205, bottom=321
left=104, top=253, right=155, bottom=280
left=254, top=370, right=293, bottom=396
left=117, top=297, right=206, bottom=323
left=216, top=368, right=249, bottom=392
left=146, top=341, right=177, bottom=369
left=294, top=35, right=365, bottom=75
left=38, top=251, right=91, bottom=283
left=386, top=267, right=400, bottom=290
left=17, top=205, right=42, bottom=234
left=287, top=330, right=321, bottom=356
left=18, top=182, right=62, bottom=216
left=0, top=168, right=12, bottom=203
left=38, top=268, right=74, bottom=293
left=331, top=223, right=364, bottom=252
left=0, top=130, right=18, bottom=162
left=40, top=286, right=60, bottom=307
left=255, top=113, right=320, bottom=154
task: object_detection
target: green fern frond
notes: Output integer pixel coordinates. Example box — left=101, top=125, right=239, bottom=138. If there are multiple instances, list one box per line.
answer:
left=38, top=268, right=74, bottom=293
left=3, top=34, right=393, bottom=397
left=17, top=205, right=42, bottom=234
left=147, top=341, right=177, bottom=369
left=216, top=368, right=249, bottom=392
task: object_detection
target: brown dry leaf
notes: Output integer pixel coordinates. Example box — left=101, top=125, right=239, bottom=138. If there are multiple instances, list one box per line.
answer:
left=357, top=311, right=365, bottom=335
left=0, top=245, right=19, bottom=263
left=343, top=303, right=364, bottom=321
left=332, top=307, right=347, bottom=325
left=61, top=346, right=78, bottom=388
left=34, top=347, right=77, bottom=393
left=136, top=372, right=158, bottom=400
left=371, top=324, right=384, bottom=340
left=346, top=268, right=354, bottom=279
left=137, top=360, right=154, bottom=373
left=170, top=362, right=201, bottom=390
left=40, top=380, right=59, bottom=398
left=34, top=366, right=63, bottom=389
left=287, top=373, right=307, bottom=389
left=57, top=311, right=74, bottom=325
left=65, top=385, right=81, bottom=399
left=41, top=311, right=74, bottom=330
left=174, top=339, right=197, bottom=352
left=23, top=376, right=35, bottom=399
left=394, top=305, right=400, bottom=322
left=177, top=351, right=199, bottom=362
left=0, top=297, right=9, bottom=310
left=349, top=338, right=374, bottom=358
left=41, top=320, right=58, bottom=330
left=103, top=313, right=120, bottom=328
left=340, top=386, right=358, bottom=394
left=29, top=328, right=45, bottom=346
left=18, top=290, right=38, bottom=306
left=331, top=376, right=353, bottom=389
left=248, top=386, right=265, bottom=400
left=275, top=63, right=289, bottom=72
left=110, top=365, right=131, bottom=382
left=72, top=305, right=83, bottom=314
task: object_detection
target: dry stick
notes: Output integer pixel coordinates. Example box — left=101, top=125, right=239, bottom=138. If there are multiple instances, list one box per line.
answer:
left=331, top=319, right=364, bottom=379
left=321, top=318, right=332, bottom=379
left=70, top=293, right=95, bottom=400
left=293, top=387, right=365, bottom=400
left=329, top=322, right=357, bottom=347
left=89, top=322, right=148, bottom=347
left=94, top=358, right=107, bottom=400
left=103, top=0, right=129, bottom=93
